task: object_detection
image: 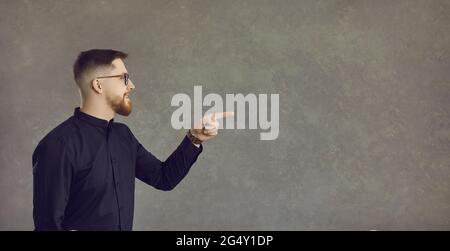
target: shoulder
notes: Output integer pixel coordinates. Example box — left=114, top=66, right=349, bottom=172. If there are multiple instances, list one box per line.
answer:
left=113, top=122, right=135, bottom=139
left=39, top=116, right=80, bottom=143
left=113, top=122, right=140, bottom=148
left=113, top=121, right=131, bottom=133
left=33, top=116, right=79, bottom=159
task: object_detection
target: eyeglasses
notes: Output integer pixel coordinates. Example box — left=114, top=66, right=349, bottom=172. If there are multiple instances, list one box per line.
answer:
left=96, top=73, right=130, bottom=86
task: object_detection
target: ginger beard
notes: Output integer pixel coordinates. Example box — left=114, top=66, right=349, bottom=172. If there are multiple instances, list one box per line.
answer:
left=108, top=92, right=133, bottom=116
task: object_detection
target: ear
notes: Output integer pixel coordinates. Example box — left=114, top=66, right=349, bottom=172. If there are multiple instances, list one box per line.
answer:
left=91, top=78, right=103, bottom=94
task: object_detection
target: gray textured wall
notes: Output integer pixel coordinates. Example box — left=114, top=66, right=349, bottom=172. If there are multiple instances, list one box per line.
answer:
left=1, top=0, right=449, bottom=230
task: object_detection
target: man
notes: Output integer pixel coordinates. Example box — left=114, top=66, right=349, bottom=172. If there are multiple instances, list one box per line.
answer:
left=32, top=49, right=233, bottom=230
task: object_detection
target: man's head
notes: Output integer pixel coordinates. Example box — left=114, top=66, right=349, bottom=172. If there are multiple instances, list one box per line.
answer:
left=73, top=49, right=135, bottom=116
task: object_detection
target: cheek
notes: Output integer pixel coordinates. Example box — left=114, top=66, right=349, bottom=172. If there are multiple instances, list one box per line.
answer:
left=104, top=89, right=124, bottom=103
left=107, top=86, right=125, bottom=97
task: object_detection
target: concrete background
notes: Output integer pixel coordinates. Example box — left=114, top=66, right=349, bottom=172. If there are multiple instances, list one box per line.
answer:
left=1, top=0, right=449, bottom=230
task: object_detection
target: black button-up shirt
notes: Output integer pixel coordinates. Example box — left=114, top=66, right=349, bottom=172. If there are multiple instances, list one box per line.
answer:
left=32, top=107, right=202, bottom=231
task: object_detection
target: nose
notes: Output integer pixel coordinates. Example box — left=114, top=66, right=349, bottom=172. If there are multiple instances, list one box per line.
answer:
left=128, top=79, right=135, bottom=90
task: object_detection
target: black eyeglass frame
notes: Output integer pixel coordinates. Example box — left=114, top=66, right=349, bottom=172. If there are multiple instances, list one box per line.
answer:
left=96, top=73, right=130, bottom=86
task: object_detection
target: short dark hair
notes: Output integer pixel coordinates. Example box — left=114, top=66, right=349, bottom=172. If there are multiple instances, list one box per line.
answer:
left=73, top=49, right=128, bottom=85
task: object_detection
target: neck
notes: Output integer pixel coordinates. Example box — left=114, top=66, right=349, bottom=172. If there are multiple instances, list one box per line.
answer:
left=80, top=98, right=115, bottom=121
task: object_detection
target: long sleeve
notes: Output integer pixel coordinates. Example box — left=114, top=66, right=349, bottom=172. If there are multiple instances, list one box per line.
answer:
left=135, top=135, right=202, bottom=191
left=32, top=138, right=73, bottom=231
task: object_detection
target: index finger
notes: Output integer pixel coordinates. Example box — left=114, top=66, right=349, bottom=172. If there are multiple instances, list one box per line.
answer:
left=213, top=111, right=234, bottom=120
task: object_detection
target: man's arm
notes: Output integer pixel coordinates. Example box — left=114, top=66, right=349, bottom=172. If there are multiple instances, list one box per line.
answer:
left=135, top=135, right=202, bottom=191
left=32, top=138, right=72, bottom=231
left=134, top=111, right=233, bottom=191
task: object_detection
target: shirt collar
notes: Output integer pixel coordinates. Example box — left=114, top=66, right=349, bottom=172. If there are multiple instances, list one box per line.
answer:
left=74, top=107, right=114, bottom=128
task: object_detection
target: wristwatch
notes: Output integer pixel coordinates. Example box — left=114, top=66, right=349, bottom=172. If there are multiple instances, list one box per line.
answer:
left=187, top=129, right=203, bottom=145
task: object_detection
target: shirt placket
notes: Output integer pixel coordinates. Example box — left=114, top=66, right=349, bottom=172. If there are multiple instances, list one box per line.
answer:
left=107, top=123, right=122, bottom=230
